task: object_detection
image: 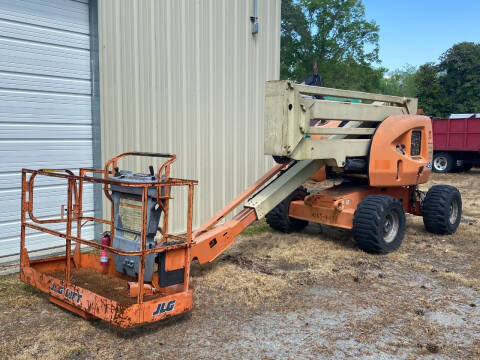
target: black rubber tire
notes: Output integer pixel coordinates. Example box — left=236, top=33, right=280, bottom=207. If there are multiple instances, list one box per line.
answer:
left=272, top=156, right=291, bottom=164
left=423, top=185, right=462, bottom=234
left=353, top=195, right=406, bottom=254
left=433, top=152, right=454, bottom=173
left=266, top=187, right=309, bottom=233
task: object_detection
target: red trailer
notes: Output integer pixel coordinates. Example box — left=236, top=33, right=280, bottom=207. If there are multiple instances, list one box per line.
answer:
left=432, top=114, right=480, bottom=173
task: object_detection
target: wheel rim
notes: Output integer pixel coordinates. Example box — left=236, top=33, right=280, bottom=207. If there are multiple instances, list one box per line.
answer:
left=434, top=156, right=448, bottom=171
left=449, top=198, right=459, bottom=224
left=383, top=211, right=399, bottom=243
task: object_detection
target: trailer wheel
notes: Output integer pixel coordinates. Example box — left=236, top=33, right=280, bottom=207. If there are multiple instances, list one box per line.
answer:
left=353, top=195, right=406, bottom=254
left=423, top=185, right=462, bottom=234
left=433, top=152, right=454, bottom=173
left=266, top=187, right=309, bottom=233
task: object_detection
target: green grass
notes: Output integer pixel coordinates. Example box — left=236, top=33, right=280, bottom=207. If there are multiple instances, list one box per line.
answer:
left=0, top=274, right=43, bottom=297
left=241, top=220, right=272, bottom=236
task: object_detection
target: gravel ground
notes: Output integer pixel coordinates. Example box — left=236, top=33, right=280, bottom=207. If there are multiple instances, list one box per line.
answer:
left=0, top=170, right=479, bottom=359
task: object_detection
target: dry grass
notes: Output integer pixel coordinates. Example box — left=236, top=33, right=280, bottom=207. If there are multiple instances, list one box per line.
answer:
left=1, top=170, right=479, bottom=359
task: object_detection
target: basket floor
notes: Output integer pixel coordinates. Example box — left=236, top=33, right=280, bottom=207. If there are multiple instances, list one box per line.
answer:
left=50, top=268, right=163, bottom=305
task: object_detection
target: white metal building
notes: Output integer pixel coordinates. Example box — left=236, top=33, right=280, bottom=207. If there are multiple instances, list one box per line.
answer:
left=0, top=0, right=100, bottom=259
left=98, top=0, right=281, bottom=233
left=0, top=0, right=281, bottom=259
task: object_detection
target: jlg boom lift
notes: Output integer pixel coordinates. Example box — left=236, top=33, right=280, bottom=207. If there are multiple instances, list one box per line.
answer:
left=20, top=81, right=462, bottom=327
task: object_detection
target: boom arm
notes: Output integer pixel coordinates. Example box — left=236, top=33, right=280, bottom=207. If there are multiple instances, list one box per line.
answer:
left=190, top=159, right=325, bottom=263
left=190, top=163, right=287, bottom=263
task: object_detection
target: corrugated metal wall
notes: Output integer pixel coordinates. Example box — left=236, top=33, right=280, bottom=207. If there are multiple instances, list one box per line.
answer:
left=0, top=0, right=95, bottom=257
left=98, top=0, right=280, bottom=233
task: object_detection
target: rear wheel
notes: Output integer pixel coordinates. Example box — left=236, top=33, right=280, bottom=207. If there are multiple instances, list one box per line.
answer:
left=353, top=195, right=406, bottom=254
left=272, top=156, right=291, bottom=164
left=266, top=187, right=309, bottom=233
left=433, top=152, right=454, bottom=173
left=423, top=185, right=462, bottom=234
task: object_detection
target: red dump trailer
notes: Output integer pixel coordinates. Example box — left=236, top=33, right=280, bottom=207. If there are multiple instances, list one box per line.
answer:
left=432, top=114, right=480, bottom=173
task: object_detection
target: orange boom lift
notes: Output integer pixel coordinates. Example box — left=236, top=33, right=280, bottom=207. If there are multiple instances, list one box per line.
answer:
left=19, top=81, right=461, bottom=327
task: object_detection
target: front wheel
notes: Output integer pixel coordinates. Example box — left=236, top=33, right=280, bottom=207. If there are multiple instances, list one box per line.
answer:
left=423, top=185, right=462, bottom=234
left=353, top=195, right=406, bottom=254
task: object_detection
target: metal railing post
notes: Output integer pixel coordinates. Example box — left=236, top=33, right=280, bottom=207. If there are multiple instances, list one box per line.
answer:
left=20, top=170, right=27, bottom=265
left=137, top=186, right=148, bottom=304
left=65, top=178, right=73, bottom=284
left=184, top=183, right=194, bottom=291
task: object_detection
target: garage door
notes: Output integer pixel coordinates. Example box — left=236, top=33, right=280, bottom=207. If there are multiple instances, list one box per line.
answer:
left=0, top=0, right=96, bottom=258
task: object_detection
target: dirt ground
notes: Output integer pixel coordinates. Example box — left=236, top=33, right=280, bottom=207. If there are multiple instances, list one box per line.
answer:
left=1, top=170, right=479, bottom=359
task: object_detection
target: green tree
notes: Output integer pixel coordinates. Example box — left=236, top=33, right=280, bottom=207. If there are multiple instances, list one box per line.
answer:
left=439, top=42, right=480, bottom=114
left=379, top=65, right=417, bottom=97
left=325, top=59, right=385, bottom=92
left=280, top=0, right=309, bottom=80
left=414, top=42, right=480, bottom=117
left=415, top=63, right=448, bottom=117
left=280, top=0, right=382, bottom=91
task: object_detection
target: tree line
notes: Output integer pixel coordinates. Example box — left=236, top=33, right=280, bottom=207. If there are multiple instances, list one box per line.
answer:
left=281, top=0, right=480, bottom=118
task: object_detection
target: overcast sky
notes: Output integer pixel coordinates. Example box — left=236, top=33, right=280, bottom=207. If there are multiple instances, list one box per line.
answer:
left=362, top=0, right=480, bottom=72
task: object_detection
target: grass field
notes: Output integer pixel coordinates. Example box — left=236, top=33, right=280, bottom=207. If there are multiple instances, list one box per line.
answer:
left=1, top=170, right=479, bottom=359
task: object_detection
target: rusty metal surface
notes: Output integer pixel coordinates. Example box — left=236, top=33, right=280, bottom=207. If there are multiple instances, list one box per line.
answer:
left=20, top=153, right=198, bottom=325
left=21, top=264, right=193, bottom=328
left=19, top=152, right=271, bottom=326
left=22, top=153, right=197, bottom=255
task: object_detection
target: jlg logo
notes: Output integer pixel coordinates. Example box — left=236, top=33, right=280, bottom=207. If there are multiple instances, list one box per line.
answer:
left=50, top=283, right=83, bottom=304
left=152, top=300, right=176, bottom=316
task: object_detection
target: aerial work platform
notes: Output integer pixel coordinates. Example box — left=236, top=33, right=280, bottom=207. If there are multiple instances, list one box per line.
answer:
left=19, top=82, right=461, bottom=327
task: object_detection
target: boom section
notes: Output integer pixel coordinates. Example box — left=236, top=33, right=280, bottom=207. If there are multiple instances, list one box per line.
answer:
left=264, top=80, right=418, bottom=166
